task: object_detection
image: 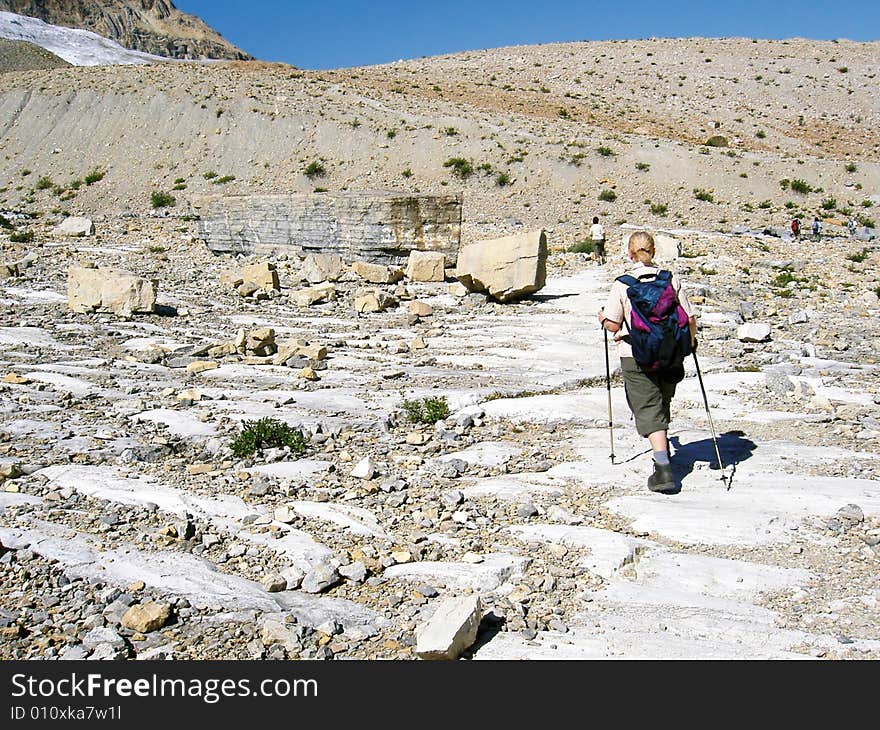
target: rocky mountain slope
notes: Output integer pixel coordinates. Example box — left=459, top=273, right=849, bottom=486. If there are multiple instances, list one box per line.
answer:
left=0, top=37, right=876, bottom=247
left=0, top=0, right=250, bottom=59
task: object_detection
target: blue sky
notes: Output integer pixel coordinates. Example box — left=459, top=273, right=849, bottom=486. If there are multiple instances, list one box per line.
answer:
left=175, top=0, right=880, bottom=69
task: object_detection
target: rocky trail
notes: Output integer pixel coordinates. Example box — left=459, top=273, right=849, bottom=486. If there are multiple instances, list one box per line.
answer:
left=1, top=215, right=879, bottom=660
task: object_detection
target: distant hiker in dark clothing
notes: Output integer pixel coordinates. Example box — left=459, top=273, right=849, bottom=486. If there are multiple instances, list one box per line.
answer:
left=791, top=218, right=800, bottom=239
left=812, top=217, right=821, bottom=240
left=597, top=231, right=697, bottom=493
left=848, top=218, right=858, bottom=237
left=590, top=216, right=606, bottom=265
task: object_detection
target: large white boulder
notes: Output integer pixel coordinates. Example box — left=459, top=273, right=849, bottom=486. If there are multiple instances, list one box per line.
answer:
left=67, top=266, right=156, bottom=316
left=55, top=217, right=95, bottom=237
left=455, top=229, right=547, bottom=302
left=737, top=323, right=771, bottom=343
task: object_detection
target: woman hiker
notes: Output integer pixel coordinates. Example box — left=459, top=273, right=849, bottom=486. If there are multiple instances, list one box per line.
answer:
left=596, top=231, right=697, bottom=493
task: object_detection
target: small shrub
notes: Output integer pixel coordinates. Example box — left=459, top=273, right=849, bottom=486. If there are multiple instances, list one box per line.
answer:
left=213, top=175, right=236, bottom=184
left=148, top=245, right=167, bottom=254
left=758, top=200, right=772, bottom=209
left=598, top=189, right=617, bottom=202
left=772, top=271, right=797, bottom=288
left=0, top=215, right=12, bottom=230
left=172, top=183, right=187, bottom=191
left=845, top=162, right=857, bottom=173
left=495, top=171, right=512, bottom=187
left=443, top=127, right=458, bottom=136
left=20, top=169, right=31, bottom=177
left=821, top=197, right=836, bottom=210
left=150, top=191, right=176, bottom=208
left=694, top=188, right=714, bottom=202
left=84, top=168, right=106, bottom=185
left=789, top=179, right=813, bottom=194
left=203, top=171, right=218, bottom=179
left=402, top=396, right=449, bottom=425
left=313, top=187, right=328, bottom=193
left=216, top=108, right=224, bottom=118
left=401, top=168, right=413, bottom=178
left=36, top=176, right=54, bottom=190
left=755, top=129, right=766, bottom=139
left=230, top=417, right=306, bottom=458
left=9, top=231, right=34, bottom=243
left=862, top=199, right=874, bottom=208
left=859, top=216, right=875, bottom=229
left=387, top=129, right=397, bottom=139
left=443, top=157, right=473, bottom=178
left=875, top=286, right=880, bottom=299
left=304, top=161, right=326, bottom=178
left=567, top=239, right=594, bottom=254
left=847, top=248, right=870, bottom=263
left=649, top=202, right=668, bottom=215
left=779, top=178, right=790, bottom=190
left=69, top=179, right=83, bottom=190
left=635, top=162, right=650, bottom=171
left=596, top=145, right=615, bottom=157
left=838, top=66, right=848, bottom=73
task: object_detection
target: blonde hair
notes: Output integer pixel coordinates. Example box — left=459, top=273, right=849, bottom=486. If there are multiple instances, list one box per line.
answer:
left=628, top=231, right=655, bottom=264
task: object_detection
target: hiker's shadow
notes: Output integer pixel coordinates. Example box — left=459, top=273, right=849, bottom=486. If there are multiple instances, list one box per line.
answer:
left=669, top=430, right=757, bottom=490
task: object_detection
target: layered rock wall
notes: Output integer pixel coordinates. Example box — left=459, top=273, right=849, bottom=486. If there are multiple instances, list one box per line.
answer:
left=193, top=192, right=463, bottom=266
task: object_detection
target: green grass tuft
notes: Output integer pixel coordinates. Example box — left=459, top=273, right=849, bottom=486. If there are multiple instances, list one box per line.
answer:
left=230, top=417, right=306, bottom=459
left=402, top=396, right=450, bottom=425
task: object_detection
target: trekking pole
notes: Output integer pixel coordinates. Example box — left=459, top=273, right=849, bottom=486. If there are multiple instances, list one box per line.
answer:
left=603, top=327, right=616, bottom=464
left=692, top=348, right=727, bottom=488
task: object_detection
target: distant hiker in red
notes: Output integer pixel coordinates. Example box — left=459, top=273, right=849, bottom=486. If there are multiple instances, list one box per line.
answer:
left=597, top=231, right=697, bottom=494
left=791, top=218, right=800, bottom=239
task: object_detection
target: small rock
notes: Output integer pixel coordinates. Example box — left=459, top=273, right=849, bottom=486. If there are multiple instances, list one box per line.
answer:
left=121, top=602, right=171, bottom=633
left=261, top=574, right=288, bottom=593
left=350, top=457, right=375, bottom=480
left=301, top=563, right=341, bottom=594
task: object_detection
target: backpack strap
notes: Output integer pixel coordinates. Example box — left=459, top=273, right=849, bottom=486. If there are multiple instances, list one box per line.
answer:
left=615, top=274, right=640, bottom=287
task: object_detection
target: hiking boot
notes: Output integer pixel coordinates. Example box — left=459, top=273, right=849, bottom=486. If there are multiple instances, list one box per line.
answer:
left=647, top=461, right=676, bottom=493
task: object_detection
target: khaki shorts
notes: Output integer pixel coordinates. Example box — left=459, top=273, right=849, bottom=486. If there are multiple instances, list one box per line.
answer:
left=620, top=357, right=678, bottom=437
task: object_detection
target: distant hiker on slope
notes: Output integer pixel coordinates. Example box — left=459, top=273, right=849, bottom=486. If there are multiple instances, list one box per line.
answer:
left=597, top=231, right=697, bottom=493
left=848, top=218, right=858, bottom=237
left=812, top=217, right=822, bottom=240
left=590, top=216, right=606, bottom=265
left=791, top=217, right=800, bottom=239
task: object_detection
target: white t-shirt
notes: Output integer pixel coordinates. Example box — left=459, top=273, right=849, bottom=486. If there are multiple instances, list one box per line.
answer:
left=590, top=223, right=605, bottom=241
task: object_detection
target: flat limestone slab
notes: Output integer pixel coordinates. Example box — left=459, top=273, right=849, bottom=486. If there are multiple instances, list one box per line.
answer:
left=606, top=470, right=880, bottom=546
left=384, top=553, right=530, bottom=592
left=506, top=524, right=651, bottom=579
left=193, top=191, right=462, bottom=265
left=290, top=501, right=392, bottom=540
left=0, top=521, right=378, bottom=632
left=434, top=441, right=521, bottom=468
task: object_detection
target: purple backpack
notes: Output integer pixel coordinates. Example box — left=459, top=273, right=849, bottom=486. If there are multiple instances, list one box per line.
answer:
left=617, top=270, right=692, bottom=374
